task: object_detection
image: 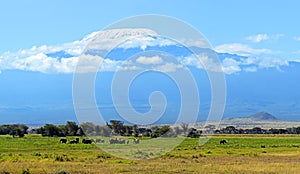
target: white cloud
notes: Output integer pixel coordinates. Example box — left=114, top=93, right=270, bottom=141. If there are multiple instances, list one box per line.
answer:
left=182, top=55, right=241, bottom=74
left=0, top=28, right=179, bottom=74
left=273, top=34, right=284, bottom=40
left=101, top=58, right=123, bottom=71
left=154, top=62, right=184, bottom=72
left=239, top=57, right=288, bottom=73
left=0, top=49, right=123, bottom=74
left=54, top=57, right=79, bottom=73
left=136, top=56, right=163, bottom=65
left=116, top=57, right=184, bottom=73
left=293, top=36, right=300, bottom=41
left=14, top=53, right=54, bottom=73
left=222, top=58, right=241, bottom=74
left=75, top=54, right=103, bottom=73
left=181, top=54, right=224, bottom=73
left=246, top=34, right=284, bottom=43
left=118, top=36, right=176, bottom=50
left=76, top=54, right=134, bottom=73
left=180, top=53, right=289, bottom=74
left=243, top=67, right=258, bottom=72
left=255, top=57, right=289, bottom=68
left=0, top=30, right=95, bottom=73
left=214, top=43, right=272, bottom=56
left=0, top=28, right=292, bottom=75
left=117, top=65, right=140, bottom=71
left=246, top=34, right=269, bottom=43
left=177, top=38, right=210, bottom=48
left=2, top=52, right=80, bottom=73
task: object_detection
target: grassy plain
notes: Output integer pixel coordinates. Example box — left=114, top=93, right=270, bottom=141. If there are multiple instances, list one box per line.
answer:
left=0, top=134, right=300, bottom=173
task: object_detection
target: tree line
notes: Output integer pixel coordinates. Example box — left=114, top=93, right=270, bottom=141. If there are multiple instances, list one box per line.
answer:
left=3, top=121, right=300, bottom=138
left=212, top=125, right=300, bottom=134
left=202, top=125, right=300, bottom=134
left=0, top=120, right=201, bottom=138
left=0, top=124, right=28, bottom=137
left=35, top=120, right=201, bottom=138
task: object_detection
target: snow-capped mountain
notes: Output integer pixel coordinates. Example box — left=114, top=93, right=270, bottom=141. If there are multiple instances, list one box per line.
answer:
left=0, top=28, right=299, bottom=125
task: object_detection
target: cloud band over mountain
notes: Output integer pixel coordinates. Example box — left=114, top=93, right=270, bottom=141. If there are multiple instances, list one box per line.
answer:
left=0, top=28, right=291, bottom=75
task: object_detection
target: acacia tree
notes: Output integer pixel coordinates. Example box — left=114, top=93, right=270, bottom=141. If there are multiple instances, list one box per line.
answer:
left=100, top=126, right=111, bottom=137
left=180, top=123, right=189, bottom=136
left=80, top=122, right=96, bottom=136
left=173, top=126, right=182, bottom=136
left=5, top=124, right=28, bottom=138
left=151, top=125, right=176, bottom=138
left=109, top=120, right=125, bottom=135
left=39, top=124, right=60, bottom=137
left=187, top=128, right=202, bottom=138
left=65, top=121, right=79, bottom=136
left=10, top=127, right=25, bottom=138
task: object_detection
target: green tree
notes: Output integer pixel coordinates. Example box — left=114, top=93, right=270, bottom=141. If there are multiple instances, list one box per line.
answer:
left=133, top=125, right=139, bottom=137
left=7, top=124, right=28, bottom=138
left=0, top=125, right=11, bottom=135
left=225, top=126, right=236, bottom=131
left=151, top=125, right=175, bottom=138
left=9, top=128, right=17, bottom=138
left=180, top=123, right=189, bottom=136
left=109, top=120, right=125, bottom=135
left=57, top=125, right=68, bottom=136
left=124, top=125, right=133, bottom=136
left=252, top=127, right=262, bottom=134
left=173, top=126, right=182, bottom=136
left=42, top=124, right=60, bottom=137
left=100, top=126, right=111, bottom=137
left=65, top=121, right=79, bottom=136
left=95, top=125, right=101, bottom=135
left=187, top=128, right=202, bottom=138
left=80, top=122, right=96, bottom=136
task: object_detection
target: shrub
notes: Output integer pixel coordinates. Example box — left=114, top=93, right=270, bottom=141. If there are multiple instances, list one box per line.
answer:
left=55, top=169, right=68, bottom=174
left=21, top=168, right=30, bottom=174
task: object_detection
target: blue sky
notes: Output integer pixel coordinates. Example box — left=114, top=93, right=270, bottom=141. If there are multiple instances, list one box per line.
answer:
left=1, top=0, right=300, bottom=61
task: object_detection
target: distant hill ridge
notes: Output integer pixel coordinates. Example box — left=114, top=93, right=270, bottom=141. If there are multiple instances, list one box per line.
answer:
left=224, top=111, right=279, bottom=122
left=194, top=112, right=300, bottom=129
left=246, top=112, right=279, bottom=121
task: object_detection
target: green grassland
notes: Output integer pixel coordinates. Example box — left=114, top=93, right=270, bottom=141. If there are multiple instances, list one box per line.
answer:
left=0, top=134, right=300, bottom=173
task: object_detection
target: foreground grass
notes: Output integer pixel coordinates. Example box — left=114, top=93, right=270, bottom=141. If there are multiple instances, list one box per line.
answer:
left=0, top=134, right=300, bottom=173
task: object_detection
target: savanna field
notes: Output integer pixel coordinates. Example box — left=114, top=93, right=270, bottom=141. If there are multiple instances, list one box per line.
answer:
left=1, top=134, right=300, bottom=174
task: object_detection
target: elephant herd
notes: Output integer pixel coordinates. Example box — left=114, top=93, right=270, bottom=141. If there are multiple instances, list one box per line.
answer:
left=59, top=137, right=139, bottom=145
left=59, top=138, right=105, bottom=144
left=109, top=138, right=128, bottom=144
left=61, top=138, right=228, bottom=145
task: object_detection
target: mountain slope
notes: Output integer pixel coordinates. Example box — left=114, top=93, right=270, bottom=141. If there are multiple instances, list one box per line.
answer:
left=246, top=112, right=278, bottom=121
left=225, top=112, right=279, bottom=122
left=0, top=29, right=300, bottom=124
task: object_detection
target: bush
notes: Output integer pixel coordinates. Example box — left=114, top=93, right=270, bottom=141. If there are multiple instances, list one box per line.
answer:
left=21, top=168, right=30, bottom=174
left=55, top=169, right=68, bottom=174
